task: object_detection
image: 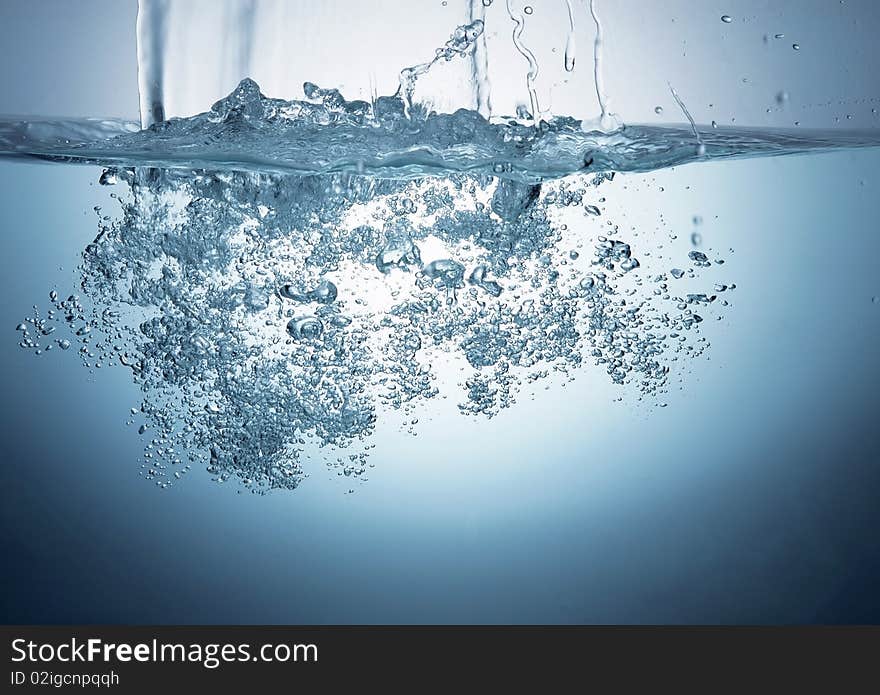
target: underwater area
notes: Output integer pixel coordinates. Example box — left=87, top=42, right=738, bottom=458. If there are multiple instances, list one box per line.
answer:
left=1, top=0, right=879, bottom=623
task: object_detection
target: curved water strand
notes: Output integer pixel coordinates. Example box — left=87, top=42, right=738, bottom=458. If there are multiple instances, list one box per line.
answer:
left=669, top=82, right=704, bottom=153
left=588, top=0, right=615, bottom=131
left=397, top=19, right=485, bottom=116
left=469, top=0, right=492, bottom=117
left=506, top=0, right=541, bottom=123
left=563, top=0, right=577, bottom=72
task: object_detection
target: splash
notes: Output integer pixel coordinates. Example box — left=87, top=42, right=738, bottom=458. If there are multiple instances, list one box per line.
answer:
left=3, top=81, right=878, bottom=181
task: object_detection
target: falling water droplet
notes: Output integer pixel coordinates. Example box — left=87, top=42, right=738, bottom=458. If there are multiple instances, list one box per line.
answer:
left=564, top=33, right=576, bottom=72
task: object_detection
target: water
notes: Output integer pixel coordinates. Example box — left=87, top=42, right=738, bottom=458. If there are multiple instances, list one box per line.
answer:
left=4, top=88, right=878, bottom=179
left=14, top=158, right=726, bottom=491
left=2, top=1, right=880, bottom=622
left=4, top=10, right=880, bottom=491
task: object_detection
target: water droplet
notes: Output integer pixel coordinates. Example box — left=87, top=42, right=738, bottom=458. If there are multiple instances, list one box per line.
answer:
left=792, top=43, right=800, bottom=50
left=287, top=316, right=324, bottom=341
left=278, top=284, right=302, bottom=301
left=564, top=33, right=576, bottom=72
left=309, top=279, right=338, bottom=304
left=721, top=15, right=733, bottom=23
left=654, top=106, right=664, bottom=115
left=423, top=259, right=465, bottom=288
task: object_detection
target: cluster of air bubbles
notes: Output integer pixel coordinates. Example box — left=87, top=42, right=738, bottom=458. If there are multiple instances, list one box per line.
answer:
left=16, top=163, right=733, bottom=494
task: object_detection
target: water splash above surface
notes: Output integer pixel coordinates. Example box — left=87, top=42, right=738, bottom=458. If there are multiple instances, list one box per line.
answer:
left=2, top=78, right=879, bottom=183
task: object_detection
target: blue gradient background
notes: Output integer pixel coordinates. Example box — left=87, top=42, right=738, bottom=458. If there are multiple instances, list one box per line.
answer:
left=1, top=1, right=879, bottom=624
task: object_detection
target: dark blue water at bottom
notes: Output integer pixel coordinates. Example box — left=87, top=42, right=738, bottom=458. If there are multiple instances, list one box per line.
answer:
left=1, top=148, right=878, bottom=624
